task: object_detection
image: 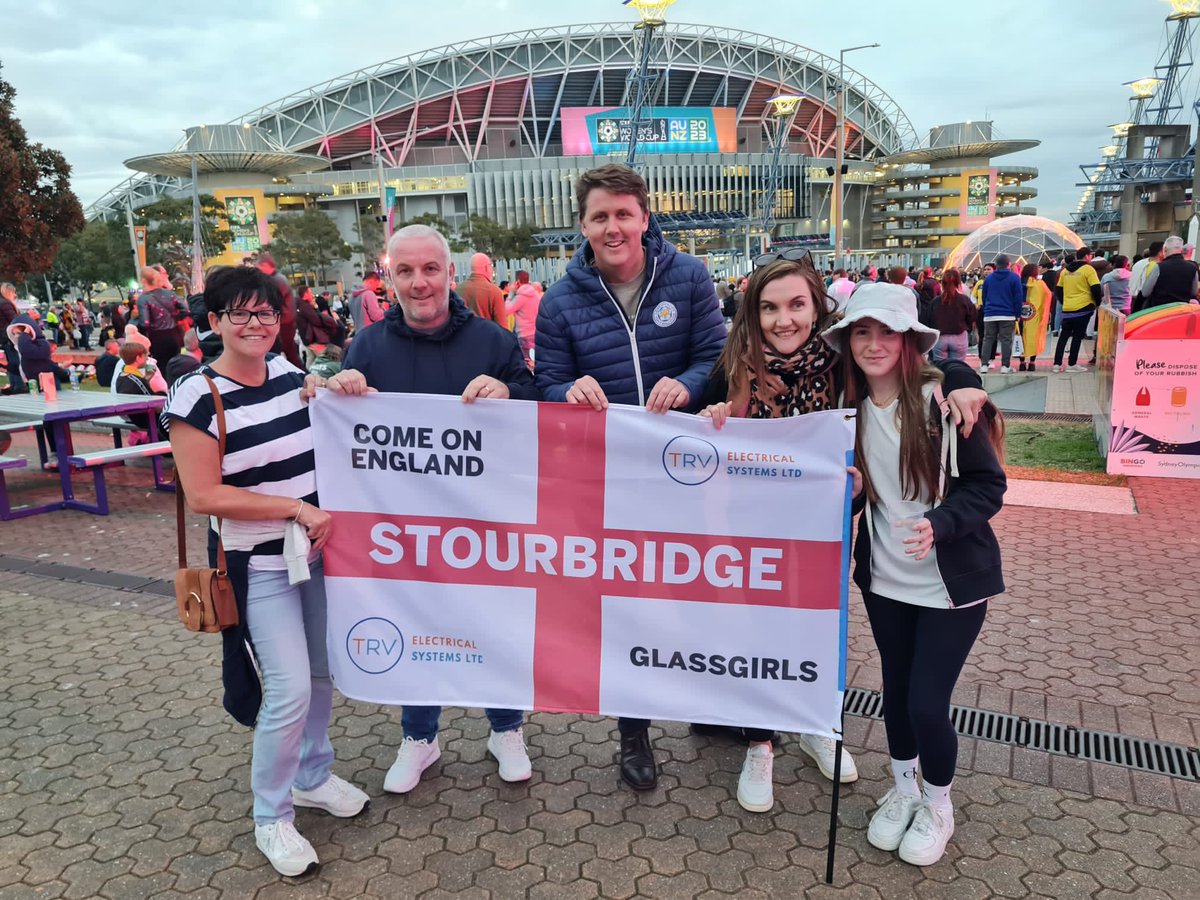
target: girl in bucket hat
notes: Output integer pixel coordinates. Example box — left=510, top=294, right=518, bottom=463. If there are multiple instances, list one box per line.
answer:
left=699, top=257, right=991, bottom=816
left=823, top=280, right=1006, bottom=866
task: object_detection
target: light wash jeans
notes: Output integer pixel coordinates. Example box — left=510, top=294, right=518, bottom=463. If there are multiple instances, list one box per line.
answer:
left=931, top=333, right=968, bottom=362
left=246, top=560, right=335, bottom=824
left=402, top=705, right=523, bottom=742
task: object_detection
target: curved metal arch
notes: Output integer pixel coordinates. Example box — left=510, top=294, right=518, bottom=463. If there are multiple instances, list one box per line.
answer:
left=87, top=22, right=916, bottom=219
left=237, top=22, right=915, bottom=156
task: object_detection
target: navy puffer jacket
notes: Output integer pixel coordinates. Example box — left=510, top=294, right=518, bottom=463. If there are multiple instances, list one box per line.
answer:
left=535, top=219, right=726, bottom=410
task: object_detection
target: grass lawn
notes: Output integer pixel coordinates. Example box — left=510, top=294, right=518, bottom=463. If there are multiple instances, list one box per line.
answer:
left=1003, top=420, right=1108, bottom=475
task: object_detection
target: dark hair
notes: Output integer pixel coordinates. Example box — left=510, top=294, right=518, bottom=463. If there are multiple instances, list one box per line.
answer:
left=575, top=163, right=649, bottom=220
left=1148, top=240, right=1165, bottom=256
left=1076, top=245, right=1092, bottom=258
left=202, top=266, right=283, bottom=316
left=1020, top=262, right=1040, bottom=284
left=886, top=265, right=908, bottom=285
left=940, top=267, right=963, bottom=304
left=119, top=342, right=147, bottom=365
left=715, top=257, right=835, bottom=393
left=1111, top=255, right=1129, bottom=269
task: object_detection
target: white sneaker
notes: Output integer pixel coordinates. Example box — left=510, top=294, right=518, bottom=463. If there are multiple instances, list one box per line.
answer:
left=867, top=788, right=923, bottom=851
left=1066, top=364, right=1088, bottom=373
left=736, top=744, right=774, bottom=812
left=898, top=801, right=955, bottom=866
left=487, top=727, right=532, bottom=782
left=1051, top=364, right=1062, bottom=373
left=796, top=733, right=858, bottom=783
left=291, top=774, right=369, bottom=818
left=1000, top=365, right=1013, bottom=374
left=255, top=820, right=318, bottom=877
left=384, top=736, right=440, bottom=794
left=978, top=363, right=989, bottom=374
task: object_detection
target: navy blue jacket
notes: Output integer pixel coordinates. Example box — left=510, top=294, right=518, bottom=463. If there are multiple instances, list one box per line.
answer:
left=852, top=395, right=1006, bottom=607
left=344, top=294, right=538, bottom=399
left=981, top=267, right=1024, bottom=318
left=6, top=314, right=56, bottom=381
left=535, top=219, right=726, bottom=410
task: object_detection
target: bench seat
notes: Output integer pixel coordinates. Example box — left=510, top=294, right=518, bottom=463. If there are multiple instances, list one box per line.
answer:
left=67, top=442, right=172, bottom=467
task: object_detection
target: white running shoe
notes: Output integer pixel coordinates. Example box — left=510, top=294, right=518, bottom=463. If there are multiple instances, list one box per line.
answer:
left=291, top=774, right=369, bottom=818
left=867, top=788, right=923, bottom=851
left=255, top=820, right=318, bottom=877
left=1000, top=365, right=1013, bottom=374
left=1066, top=364, right=1088, bottom=373
left=384, top=736, right=441, bottom=794
left=898, top=801, right=955, bottom=866
left=795, top=733, right=858, bottom=783
left=978, top=363, right=989, bottom=374
left=1052, top=365, right=1062, bottom=373
left=736, top=744, right=775, bottom=812
left=487, top=727, right=532, bottom=782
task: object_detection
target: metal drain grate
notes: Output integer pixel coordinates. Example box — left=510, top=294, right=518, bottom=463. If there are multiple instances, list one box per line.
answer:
left=843, top=687, right=1200, bottom=781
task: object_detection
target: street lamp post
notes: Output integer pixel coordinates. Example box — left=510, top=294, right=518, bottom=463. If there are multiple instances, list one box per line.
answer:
left=833, top=43, right=878, bottom=268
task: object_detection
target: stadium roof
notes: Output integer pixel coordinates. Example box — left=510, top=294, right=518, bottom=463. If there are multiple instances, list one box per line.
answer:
left=87, top=22, right=918, bottom=219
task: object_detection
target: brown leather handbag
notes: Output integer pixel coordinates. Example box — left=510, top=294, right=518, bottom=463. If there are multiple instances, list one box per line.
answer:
left=175, top=375, right=239, bottom=633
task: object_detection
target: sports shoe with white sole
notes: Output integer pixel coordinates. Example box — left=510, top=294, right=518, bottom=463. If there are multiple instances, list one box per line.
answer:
left=487, top=727, right=532, bottom=782
left=255, top=820, right=319, bottom=877
left=291, top=774, right=369, bottom=818
left=1000, top=366, right=1013, bottom=373
left=1066, top=364, right=1088, bottom=373
left=978, top=363, right=989, bottom=373
left=384, top=736, right=440, bottom=794
left=1052, top=365, right=1062, bottom=373
left=736, top=744, right=774, bottom=812
left=796, top=733, right=858, bottom=783
left=867, top=788, right=923, bottom=851
left=898, top=801, right=955, bottom=866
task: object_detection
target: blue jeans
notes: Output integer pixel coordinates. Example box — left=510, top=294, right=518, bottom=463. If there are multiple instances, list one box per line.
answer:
left=931, top=333, right=968, bottom=362
left=402, top=705, right=523, bottom=742
left=246, top=561, right=335, bottom=824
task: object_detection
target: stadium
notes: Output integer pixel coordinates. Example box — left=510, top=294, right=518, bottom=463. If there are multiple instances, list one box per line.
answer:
left=86, top=21, right=1034, bottom=282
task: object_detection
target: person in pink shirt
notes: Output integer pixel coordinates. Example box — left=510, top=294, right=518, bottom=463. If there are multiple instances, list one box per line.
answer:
left=507, top=281, right=541, bottom=366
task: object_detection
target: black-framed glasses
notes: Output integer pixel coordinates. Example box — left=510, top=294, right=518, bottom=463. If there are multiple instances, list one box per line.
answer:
left=221, top=308, right=280, bottom=326
left=753, top=247, right=813, bottom=268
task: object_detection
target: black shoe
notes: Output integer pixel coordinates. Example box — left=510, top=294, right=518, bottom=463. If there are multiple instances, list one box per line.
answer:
left=619, top=729, right=658, bottom=790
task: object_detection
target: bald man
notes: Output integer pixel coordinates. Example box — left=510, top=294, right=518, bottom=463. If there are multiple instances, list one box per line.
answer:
left=456, top=252, right=508, bottom=326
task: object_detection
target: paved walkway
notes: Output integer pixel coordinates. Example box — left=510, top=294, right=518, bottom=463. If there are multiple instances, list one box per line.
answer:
left=0, top=428, right=1198, bottom=899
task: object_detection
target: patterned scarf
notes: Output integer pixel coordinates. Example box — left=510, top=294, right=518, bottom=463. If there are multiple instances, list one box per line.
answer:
left=736, top=331, right=839, bottom=419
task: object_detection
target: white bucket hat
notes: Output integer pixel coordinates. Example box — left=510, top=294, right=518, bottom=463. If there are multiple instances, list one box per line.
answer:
left=821, top=281, right=940, bottom=354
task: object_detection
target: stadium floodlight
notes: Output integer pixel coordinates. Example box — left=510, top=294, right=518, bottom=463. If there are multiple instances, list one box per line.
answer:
left=621, top=0, right=679, bottom=167
left=761, top=95, right=805, bottom=234
left=1100, top=145, right=1120, bottom=158
left=1110, top=122, right=1134, bottom=137
left=622, top=0, right=677, bottom=26
left=1168, top=0, right=1200, bottom=19
left=1124, top=77, right=1163, bottom=98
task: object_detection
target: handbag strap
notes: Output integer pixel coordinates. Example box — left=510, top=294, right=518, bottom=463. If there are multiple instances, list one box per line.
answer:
left=176, top=373, right=228, bottom=571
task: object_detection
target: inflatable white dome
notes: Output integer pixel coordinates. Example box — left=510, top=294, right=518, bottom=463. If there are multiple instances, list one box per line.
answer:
left=945, top=215, right=1084, bottom=272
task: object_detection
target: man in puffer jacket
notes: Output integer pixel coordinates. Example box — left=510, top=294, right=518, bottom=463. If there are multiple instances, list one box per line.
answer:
left=534, top=163, right=727, bottom=792
left=978, top=255, right=1024, bottom=373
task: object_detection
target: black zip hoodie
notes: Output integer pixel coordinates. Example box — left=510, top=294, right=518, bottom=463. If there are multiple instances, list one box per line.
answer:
left=344, top=293, right=538, bottom=399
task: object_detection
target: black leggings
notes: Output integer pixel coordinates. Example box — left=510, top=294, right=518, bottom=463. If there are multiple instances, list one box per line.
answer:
left=1054, top=315, right=1090, bottom=366
left=863, top=591, right=986, bottom=787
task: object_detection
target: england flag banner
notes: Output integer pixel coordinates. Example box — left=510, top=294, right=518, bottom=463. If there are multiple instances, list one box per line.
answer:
left=310, top=393, right=855, bottom=737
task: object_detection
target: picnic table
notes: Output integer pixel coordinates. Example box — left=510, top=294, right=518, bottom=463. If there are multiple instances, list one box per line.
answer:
left=0, top=392, right=171, bottom=518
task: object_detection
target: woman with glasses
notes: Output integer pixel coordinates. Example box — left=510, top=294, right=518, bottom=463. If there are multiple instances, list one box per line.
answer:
left=164, top=266, right=368, bottom=878
left=698, top=248, right=988, bottom=814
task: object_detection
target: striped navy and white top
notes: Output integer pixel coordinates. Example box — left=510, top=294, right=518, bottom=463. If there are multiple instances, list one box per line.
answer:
left=163, top=354, right=317, bottom=569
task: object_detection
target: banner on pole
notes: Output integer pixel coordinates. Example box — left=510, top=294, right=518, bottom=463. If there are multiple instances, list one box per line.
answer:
left=311, top=393, right=855, bottom=736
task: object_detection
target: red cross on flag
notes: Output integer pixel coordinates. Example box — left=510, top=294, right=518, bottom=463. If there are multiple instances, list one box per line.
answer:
left=312, top=393, right=855, bottom=737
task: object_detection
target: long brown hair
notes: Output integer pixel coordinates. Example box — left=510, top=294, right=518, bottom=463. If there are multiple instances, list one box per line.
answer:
left=715, top=257, right=837, bottom=395
left=842, top=330, right=944, bottom=503
left=842, top=328, right=1006, bottom=501
left=940, top=267, right=963, bottom=304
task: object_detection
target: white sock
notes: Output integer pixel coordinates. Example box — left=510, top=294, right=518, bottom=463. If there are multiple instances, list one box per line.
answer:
left=891, top=757, right=920, bottom=796
left=922, top=780, right=953, bottom=811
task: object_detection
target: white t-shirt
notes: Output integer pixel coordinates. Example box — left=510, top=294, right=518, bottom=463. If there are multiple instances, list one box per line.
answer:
left=862, top=390, right=950, bottom=608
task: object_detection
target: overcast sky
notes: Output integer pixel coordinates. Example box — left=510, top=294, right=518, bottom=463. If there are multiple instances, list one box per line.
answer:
left=0, top=0, right=1190, bottom=225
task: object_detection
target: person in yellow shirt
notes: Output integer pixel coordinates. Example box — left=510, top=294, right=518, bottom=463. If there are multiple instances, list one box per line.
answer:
left=1052, top=247, right=1101, bottom=372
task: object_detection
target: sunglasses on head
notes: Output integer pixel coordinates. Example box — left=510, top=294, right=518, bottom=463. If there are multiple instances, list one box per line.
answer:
left=753, top=247, right=812, bottom=268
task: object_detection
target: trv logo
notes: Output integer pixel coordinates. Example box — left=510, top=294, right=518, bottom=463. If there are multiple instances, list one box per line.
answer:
left=662, top=435, right=719, bottom=485
left=346, top=617, right=405, bottom=674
